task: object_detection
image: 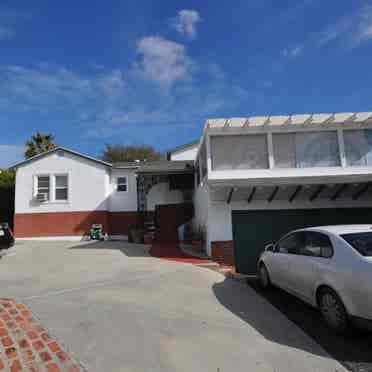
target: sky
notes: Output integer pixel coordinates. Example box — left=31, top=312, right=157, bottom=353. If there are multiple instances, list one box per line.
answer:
left=1, top=0, right=372, bottom=167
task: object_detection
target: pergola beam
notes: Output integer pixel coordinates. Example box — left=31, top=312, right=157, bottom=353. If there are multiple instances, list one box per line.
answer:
left=352, top=183, right=370, bottom=200
left=309, top=185, right=325, bottom=202
left=330, top=184, right=347, bottom=201
left=268, top=186, right=279, bottom=203
left=289, top=186, right=302, bottom=203
left=227, top=187, right=234, bottom=204
left=247, top=187, right=256, bottom=203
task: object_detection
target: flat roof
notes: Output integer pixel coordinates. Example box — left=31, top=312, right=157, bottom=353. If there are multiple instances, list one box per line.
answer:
left=137, top=160, right=194, bottom=175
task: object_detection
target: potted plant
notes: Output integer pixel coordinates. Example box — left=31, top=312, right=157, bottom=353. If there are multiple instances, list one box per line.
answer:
left=192, top=226, right=204, bottom=252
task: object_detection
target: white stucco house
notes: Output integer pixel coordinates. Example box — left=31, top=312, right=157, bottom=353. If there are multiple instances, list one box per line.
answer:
left=11, top=111, right=372, bottom=273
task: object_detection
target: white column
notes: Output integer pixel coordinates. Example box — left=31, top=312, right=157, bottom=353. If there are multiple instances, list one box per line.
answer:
left=267, top=132, right=274, bottom=169
left=338, top=129, right=346, bottom=167
left=50, top=174, right=56, bottom=202
left=206, top=134, right=212, bottom=175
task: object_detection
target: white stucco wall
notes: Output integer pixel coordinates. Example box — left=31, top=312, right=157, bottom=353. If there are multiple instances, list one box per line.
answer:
left=193, top=182, right=211, bottom=254
left=108, top=169, right=138, bottom=212
left=170, top=144, right=198, bottom=161
left=146, top=182, right=184, bottom=211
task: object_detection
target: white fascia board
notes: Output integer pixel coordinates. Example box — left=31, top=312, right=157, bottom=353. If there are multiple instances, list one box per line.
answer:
left=207, top=167, right=372, bottom=187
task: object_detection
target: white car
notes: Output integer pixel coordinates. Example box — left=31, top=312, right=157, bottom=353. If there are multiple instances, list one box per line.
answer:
left=258, top=225, right=372, bottom=333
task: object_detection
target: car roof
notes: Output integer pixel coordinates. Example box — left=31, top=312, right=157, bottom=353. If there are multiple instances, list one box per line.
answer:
left=297, top=225, right=372, bottom=235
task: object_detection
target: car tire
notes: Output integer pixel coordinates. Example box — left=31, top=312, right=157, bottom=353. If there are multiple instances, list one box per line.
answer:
left=258, top=264, right=271, bottom=289
left=319, top=288, right=349, bottom=334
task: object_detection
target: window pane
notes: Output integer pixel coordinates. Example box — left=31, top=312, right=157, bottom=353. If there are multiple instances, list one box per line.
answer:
left=38, top=176, right=50, bottom=188
left=117, top=184, right=127, bottom=192
left=55, top=175, right=68, bottom=188
left=302, top=232, right=333, bottom=258
left=273, top=133, right=296, bottom=168
left=341, top=232, right=372, bottom=257
left=118, top=177, right=127, bottom=184
left=211, top=135, right=269, bottom=170
left=55, top=188, right=68, bottom=200
left=344, top=130, right=372, bottom=166
left=277, top=232, right=305, bottom=254
left=296, top=132, right=340, bottom=167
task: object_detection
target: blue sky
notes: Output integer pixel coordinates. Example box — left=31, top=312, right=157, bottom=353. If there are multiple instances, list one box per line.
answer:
left=1, top=0, right=372, bottom=167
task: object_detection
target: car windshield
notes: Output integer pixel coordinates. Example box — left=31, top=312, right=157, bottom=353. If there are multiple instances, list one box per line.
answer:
left=341, top=232, right=372, bottom=257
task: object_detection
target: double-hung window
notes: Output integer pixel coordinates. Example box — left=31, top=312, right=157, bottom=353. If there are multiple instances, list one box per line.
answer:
left=117, top=177, right=127, bottom=192
left=55, top=175, right=68, bottom=201
left=36, top=176, right=50, bottom=201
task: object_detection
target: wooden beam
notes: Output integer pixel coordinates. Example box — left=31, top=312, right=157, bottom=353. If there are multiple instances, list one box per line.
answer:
left=227, top=188, right=234, bottom=204
left=289, top=186, right=302, bottom=203
left=330, top=184, right=347, bottom=201
left=268, top=186, right=279, bottom=203
left=247, top=187, right=256, bottom=203
left=309, top=185, right=325, bottom=202
left=352, top=183, right=370, bottom=200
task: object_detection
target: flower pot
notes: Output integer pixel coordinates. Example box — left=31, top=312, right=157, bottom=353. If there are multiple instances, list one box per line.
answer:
left=144, top=233, right=154, bottom=245
left=192, top=240, right=203, bottom=251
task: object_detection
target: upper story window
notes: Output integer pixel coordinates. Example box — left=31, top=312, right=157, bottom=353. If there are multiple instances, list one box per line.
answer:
left=36, top=176, right=50, bottom=201
left=117, top=177, right=128, bottom=192
left=55, top=175, right=68, bottom=201
left=211, top=134, right=269, bottom=170
left=344, top=130, right=372, bottom=166
left=273, top=131, right=340, bottom=168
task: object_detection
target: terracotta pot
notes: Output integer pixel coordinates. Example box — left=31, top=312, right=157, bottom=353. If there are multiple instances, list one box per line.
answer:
left=144, top=234, right=153, bottom=245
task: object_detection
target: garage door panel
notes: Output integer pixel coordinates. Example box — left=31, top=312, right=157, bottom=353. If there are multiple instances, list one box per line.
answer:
left=232, top=208, right=372, bottom=274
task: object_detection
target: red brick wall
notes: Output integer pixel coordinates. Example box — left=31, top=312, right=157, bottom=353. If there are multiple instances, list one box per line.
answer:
left=14, top=211, right=141, bottom=238
left=211, top=240, right=235, bottom=266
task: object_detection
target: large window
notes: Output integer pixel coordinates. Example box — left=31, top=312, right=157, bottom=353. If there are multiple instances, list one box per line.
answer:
left=273, top=131, right=340, bottom=168
left=344, top=130, right=372, bottom=166
left=55, top=175, right=68, bottom=200
left=211, top=135, right=269, bottom=170
left=36, top=176, right=50, bottom=201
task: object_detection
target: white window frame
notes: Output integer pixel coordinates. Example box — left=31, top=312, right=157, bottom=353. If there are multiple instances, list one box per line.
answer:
left=35, top=175, right=51, bottom=202
left=117, top=176, right=128, bottom=192
left=33, top=173, right=70, bottom=203
left=54, top=174, right=69, bottom=201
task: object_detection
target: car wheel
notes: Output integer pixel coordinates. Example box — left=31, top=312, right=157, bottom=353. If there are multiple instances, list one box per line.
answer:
left=258, top=264, right=271, bottom=289
left=319, top=288, right=348, bottom=333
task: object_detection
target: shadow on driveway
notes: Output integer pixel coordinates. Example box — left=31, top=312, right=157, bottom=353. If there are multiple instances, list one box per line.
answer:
left=68, top=241, right=150, bottom=257
left=247, top=279, right=372, bottom=372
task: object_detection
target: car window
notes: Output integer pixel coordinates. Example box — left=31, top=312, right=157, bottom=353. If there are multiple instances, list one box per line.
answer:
left=276, top=232, right=305, bottom=254
left=301, top=231, right=334, bottom=258
left=341, top=232, right=372, bottom=257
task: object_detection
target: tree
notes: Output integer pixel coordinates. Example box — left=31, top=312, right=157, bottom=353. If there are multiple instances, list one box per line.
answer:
left=101, top=144, right=163, bottom=163
left=25, top=132, right=57, bottom=159
left=0, top=169, right=15, bottom=189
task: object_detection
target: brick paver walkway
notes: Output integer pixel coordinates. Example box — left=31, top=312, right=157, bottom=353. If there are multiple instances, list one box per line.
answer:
left=0, top=299, right=82, bottom=372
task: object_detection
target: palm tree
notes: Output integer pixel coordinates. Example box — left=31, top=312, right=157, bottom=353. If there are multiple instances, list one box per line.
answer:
left=25, top=132, right=57, bottom=159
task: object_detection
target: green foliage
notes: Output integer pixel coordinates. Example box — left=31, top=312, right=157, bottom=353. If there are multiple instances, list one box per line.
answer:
left=0, top=169, right=15, bottom=189
left=25, top=132, right=57, bottom=159
left=101, top=144, right=163, bottom=163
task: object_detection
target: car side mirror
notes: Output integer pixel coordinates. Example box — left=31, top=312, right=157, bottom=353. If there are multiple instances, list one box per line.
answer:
left=265, top=242, right=275, bottom=252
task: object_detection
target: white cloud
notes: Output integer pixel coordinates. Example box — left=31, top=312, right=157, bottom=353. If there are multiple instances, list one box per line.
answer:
left=0, top=145, right=24, bottom=168
left=135, top=36, right=194, bottom=89
left=171, top=9, right=201, bottom=39
left=317, top=4, right=372, bottom=48
left=282, top=44, right=303, bottom=58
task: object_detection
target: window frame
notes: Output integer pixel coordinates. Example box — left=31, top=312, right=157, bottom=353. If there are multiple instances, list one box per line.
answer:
left=54, top=174, right=69, bottom=201
left=35, top=175, right=51, bottom=202
left=301, top=231, right=334, bottom=259
left=117, top=176, right=128, bottom=192
left=275, top=231, right=305, bottom=255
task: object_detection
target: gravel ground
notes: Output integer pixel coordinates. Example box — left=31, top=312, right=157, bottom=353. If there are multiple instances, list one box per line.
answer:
left=248, top=279, right=372, bottom=372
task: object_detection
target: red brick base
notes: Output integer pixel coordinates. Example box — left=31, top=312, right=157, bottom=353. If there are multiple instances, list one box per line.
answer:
left=211, top=240, right=235, bottom=266
left=14, top=211, right=141, bottom=238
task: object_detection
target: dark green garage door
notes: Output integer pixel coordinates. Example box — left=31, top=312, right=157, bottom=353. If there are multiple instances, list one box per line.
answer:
left=232, top=208, right=372, bottom=274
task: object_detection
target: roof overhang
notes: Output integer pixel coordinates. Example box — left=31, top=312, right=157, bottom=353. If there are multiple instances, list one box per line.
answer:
left=136, top=161, right=194, bottom=176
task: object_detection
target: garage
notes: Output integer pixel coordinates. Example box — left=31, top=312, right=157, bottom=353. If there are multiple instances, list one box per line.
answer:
left=232, top=208, right=372, bottom=274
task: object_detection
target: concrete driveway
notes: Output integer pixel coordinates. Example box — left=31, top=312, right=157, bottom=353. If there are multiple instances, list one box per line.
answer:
left=0, top=240, right=346, bottom=372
